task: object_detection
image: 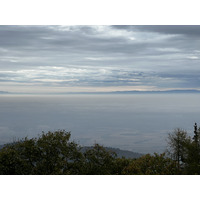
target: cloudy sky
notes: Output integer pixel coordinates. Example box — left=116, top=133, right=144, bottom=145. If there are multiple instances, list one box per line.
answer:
left=1, top=25, right=200, bottom=93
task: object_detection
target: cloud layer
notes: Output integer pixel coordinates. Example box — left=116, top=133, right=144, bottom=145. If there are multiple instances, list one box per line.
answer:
left=0, top=25, right=200, bottom=93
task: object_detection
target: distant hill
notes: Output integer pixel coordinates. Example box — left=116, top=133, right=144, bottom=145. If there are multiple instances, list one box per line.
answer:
left=39, top=89, right=200, bottom=95
left=105, top=147, right=143, bottom=159
left=44, top=89, right=200, bottom=95
left=1, top=89, right=200, bottom=95
left=81, top=146, right=143, bottom=159
left=111, top=89, right=200, bottom=94
left=0, top=144, right=142, bottom=159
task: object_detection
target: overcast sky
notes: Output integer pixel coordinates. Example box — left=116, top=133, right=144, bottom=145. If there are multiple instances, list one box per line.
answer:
left=1, top=25, right=200, bottom=93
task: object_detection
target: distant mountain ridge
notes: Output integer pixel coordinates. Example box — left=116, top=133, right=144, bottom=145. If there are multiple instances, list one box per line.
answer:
left=111, top=89, right=200, bottom=94
left=81, top=146, right=143, bottom=159
left=104, top=147, right=143, bottom=158
left=0, top=143, right=142, bottom=159
left=45, top=89, right=200, bottom=95
left=1, top=89, right=200, bottom=95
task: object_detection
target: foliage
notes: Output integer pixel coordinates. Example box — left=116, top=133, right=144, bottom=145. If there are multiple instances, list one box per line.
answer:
left=35, top=130, right=83, bottom=175
left=0, top=131, right=117, bottom=175
left=183, top=142, right=200, bottom=174
left=122, top=153, right=178, bottom=175
left=166, top=128, right=191, bottom=171
left=166, top=125, right=200, bottom=175
left=83, top=143, right=117, bottom=175
left=0, top=130, right=83, bottom=175
left=0, top=137, right=38, bottom=175
left=112, top=157, right=132, bottom=175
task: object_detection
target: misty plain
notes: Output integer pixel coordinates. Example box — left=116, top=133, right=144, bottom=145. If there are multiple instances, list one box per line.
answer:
left=0, top=93, right=199, bottom=154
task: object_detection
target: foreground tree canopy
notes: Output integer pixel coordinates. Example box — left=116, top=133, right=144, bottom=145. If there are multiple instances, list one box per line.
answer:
left=0, top=124, right=200, bottom=175
left=0, top=130, right=118, bottom=175
left=166, top=124, right=200, bottom=175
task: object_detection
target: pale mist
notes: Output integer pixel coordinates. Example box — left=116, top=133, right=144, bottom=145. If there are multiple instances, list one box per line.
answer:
left=0, top=94, right=199, bottom=154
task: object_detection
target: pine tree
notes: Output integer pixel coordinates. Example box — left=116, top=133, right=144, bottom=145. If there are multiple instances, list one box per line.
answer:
left=184, top=123, right=200, bottom=174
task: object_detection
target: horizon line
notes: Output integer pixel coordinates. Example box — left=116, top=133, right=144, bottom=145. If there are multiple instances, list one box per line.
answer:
left=1, top=89, right=200, bottom=95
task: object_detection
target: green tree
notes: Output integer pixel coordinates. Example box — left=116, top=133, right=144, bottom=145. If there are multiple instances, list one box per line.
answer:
left=0, top=137, right=39, bottom=175
left=183, top=142, right=200, bottom=174
left=166, top=128, right=191, bottom=172
left=0, top=130, right=83, bottom=175
left=123, top=153, right=178, bottom=175
left=35, top=130, right=83, bottom=175
left=183, top=123, right=200, bottom=174
left=83, top=143, right=117, bottom=175
left=112, top=157, right=132, bottom=175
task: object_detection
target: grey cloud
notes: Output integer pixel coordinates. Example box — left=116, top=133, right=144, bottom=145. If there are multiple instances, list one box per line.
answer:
left=0, top=26, right=53, bottom=48
left=112, top=25, right=200, bottom=36
left=137, top=25, right=200, bottom=37
left=0, top=25, right=200, bottom=92
left=0, top=26, right=147, bottom=56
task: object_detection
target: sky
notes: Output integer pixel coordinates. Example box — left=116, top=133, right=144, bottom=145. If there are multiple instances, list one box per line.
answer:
left=1, top=25, right=200, bottom=93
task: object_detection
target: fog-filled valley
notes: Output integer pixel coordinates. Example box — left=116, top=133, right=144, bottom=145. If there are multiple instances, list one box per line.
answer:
left=0, top=93, right=199, bottom=154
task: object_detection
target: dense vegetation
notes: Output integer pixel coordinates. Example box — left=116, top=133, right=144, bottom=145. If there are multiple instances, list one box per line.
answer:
left=0, top=123, right=200, bottom=175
